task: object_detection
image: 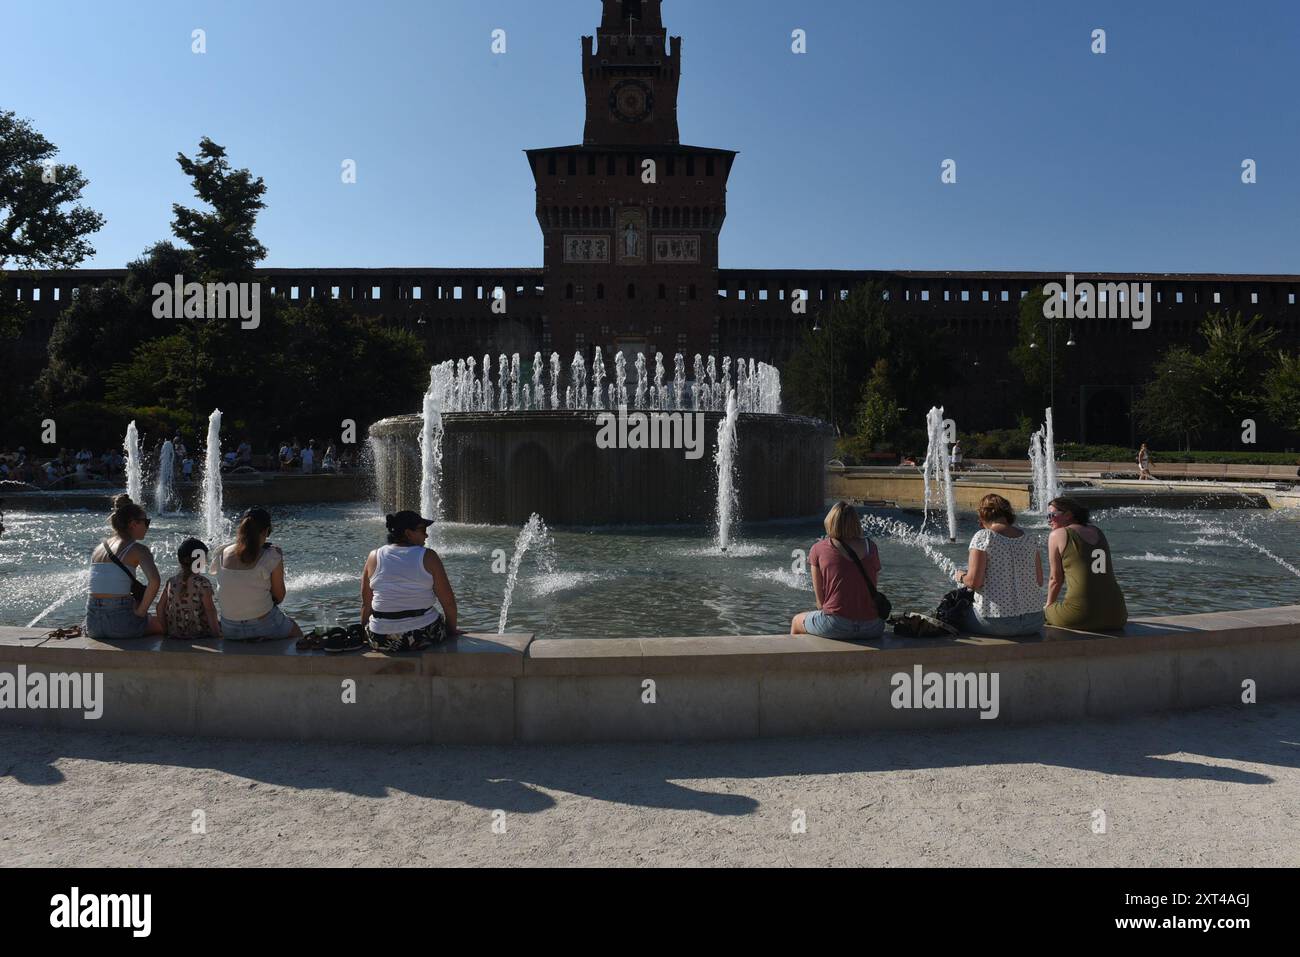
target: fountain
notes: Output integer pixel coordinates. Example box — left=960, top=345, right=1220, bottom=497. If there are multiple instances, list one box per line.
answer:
left=123, top=421, right=142, bottom=504
left=921, top=407, right=958, bottom=542
left=1029, top=408, right=1060, bottom=513
left=497, top=513, right=557, bottom=633
left=155, top=439, right=176, bottom=514
left=418, top=364, right=450, bottom=528
left=369, top=350, right=826, bottom=525
left=715, top=389, right=740, bottom=550
left=201, top=409, right=224, bottom=545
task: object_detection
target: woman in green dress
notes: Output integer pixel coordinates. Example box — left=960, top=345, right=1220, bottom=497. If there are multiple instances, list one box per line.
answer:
left=1043, top=496, right=1128, bottom=631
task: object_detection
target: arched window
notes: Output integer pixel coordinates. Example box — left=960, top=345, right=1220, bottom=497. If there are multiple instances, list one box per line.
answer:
left=565, top=283, right=574, bottom=300
left=596, top=283, right=605, bottom=300
left=627, top=283, right=636, bottom=300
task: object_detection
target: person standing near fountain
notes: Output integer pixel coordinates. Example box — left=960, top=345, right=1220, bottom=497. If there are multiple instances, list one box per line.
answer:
left=1043, top=496, right=1128, bottom=631
left=360, top=511, right=458, bottom=653
left=791, top=501, right=886, bottom=641
left=1137, top=442, right=1154, bottom=480
left=85, top=494, right=163, bottom=638
left=952, top=494, right=1044, bottom=637
left=212, top=508, right=303, bottom=641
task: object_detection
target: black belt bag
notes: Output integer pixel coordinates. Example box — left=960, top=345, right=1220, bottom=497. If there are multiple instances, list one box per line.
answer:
left=371, top=607, right=433, bottom=621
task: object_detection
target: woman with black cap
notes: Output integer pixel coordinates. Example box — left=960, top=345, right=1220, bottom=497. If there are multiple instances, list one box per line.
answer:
left=361, top=511, right=459, bottom=652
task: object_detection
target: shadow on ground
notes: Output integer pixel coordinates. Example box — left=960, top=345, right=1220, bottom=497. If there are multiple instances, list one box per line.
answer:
left=3, top=701, right=1297, bottom=817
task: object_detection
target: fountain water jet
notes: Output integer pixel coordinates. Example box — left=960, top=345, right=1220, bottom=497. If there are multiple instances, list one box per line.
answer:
left=714, top=390, right=740, bottom=551
left=201, top=409, right=224, bottom=545
left=155, top=439, right=176, bottom=514
left=497, top=513, right=557, bottom=634
left=123, top=421, right=142, bottom=504
left=921, top=407, right=958, bottom=541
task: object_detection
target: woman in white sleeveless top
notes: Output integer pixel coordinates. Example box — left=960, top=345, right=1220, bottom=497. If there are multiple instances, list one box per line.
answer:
left=952, top=494, right=1044, bottom=637
left=213, top=507, right=302, bottom=641
left=361, top=511, right=459, bottom=653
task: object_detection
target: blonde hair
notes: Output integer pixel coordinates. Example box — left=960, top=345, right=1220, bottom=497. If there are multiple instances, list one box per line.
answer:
left=823, top=501, right=862, bottom=541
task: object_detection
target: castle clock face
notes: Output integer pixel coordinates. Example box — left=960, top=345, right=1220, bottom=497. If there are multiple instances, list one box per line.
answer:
left=610, top=79, right=654, bottom=124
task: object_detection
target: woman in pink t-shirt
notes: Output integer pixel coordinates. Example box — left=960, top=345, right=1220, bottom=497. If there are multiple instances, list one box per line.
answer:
left=791, top=501, right=886, bottom=641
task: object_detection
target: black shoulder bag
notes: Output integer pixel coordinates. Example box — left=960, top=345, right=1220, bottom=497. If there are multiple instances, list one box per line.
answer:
left=830, top=537, right=891, bottom=620
left=103, top=539, right=146, bottom=604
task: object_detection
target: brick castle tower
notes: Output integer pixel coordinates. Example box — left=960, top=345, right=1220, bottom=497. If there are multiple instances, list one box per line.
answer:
left=527, top=0, right=735, bottom=363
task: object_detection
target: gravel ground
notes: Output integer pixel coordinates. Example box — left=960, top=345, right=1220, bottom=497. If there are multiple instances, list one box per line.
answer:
left=2, top=701, right=1297, bottom=867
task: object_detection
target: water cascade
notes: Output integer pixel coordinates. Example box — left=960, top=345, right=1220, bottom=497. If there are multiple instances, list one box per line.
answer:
left=155, top=439, right=176, bottom=514
left=714, top=390, right=740, bottom=551
left=497, top=513, right=558, bottom=634
left=123, top=421, right=142, bottom=504
left=921, top=407, right=958, bottom=541
left=201, top=409, right=224, bottom=545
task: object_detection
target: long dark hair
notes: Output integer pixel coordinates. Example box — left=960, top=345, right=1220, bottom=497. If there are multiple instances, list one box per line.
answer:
left=235, top=508, right=272, bottom=565
left=109, top=494, right=147, bottom=538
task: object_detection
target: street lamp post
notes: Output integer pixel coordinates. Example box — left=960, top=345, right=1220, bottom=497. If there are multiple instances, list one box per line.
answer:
left=814, top=316, right=834, bottom=433
left=1030, top=318, right=1076, bottom=411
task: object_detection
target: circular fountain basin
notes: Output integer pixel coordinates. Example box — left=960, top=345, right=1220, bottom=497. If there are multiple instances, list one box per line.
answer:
left=368, top=411, right=835, bottom=526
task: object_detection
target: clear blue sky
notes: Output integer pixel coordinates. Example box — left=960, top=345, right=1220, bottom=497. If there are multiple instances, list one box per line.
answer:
left=4, top=0, right=1298, bottom=273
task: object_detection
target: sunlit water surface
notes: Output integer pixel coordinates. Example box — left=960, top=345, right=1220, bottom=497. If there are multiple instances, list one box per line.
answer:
left=1, top=504, right=1296, bottom=637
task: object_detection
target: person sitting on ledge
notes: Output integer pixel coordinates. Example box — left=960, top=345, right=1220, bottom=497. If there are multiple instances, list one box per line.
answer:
left=361, top=511, right=458, bottom=653
left=1043, top=496, right=1128, bottom=631
left=952, top=494, right=1044, bottom=637
left=158, top=537, right=221, bottom=640
left=791, top=500, right=886, bottom=641
left=212, top=507, right=302, bottom=641
left=86, top=494, right=163, bottom=638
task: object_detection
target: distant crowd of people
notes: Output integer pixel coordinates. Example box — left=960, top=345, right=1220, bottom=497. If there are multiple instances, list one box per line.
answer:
left=1, top=434, right=360, bottom=489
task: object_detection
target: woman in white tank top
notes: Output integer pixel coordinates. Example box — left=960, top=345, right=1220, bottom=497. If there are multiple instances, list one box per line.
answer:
left=361, top=511, right=459, bottom=653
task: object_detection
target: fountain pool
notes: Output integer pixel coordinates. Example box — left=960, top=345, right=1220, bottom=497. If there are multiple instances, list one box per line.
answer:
left=2, top=504, right=1295, bottom=638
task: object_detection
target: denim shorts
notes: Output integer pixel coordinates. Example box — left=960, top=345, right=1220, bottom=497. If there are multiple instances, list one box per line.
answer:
left=804, top=610, right=886, bottom=641
left=960, top=605, right=1044, bottom=637
left=221, top=605, right=296, bottom=641
left=86, top=596, right=148, bottom=639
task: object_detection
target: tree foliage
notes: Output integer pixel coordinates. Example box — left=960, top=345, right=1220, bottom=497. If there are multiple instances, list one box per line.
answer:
left=171, top=137, right=268, bottom=279
left=782, top=282, right=950, bottom=438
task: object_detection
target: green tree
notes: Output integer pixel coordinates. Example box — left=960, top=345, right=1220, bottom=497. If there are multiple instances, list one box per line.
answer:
left=0, top=110, right=106, bottom=270
left=1133, top=346, right=1213, bottom=452
left=35, top=242, right=195, bottom=410
left=1196, top=310, right=1277, bottom=431
left=171, top=137, right=268, bottom=279
left=841, top=359, right=902, bottom=460
left=0, top=110, right=106, bottom=442
left=1262, top=351, right=1300, bottom=436
left=782, top=282, right=948, bottom=435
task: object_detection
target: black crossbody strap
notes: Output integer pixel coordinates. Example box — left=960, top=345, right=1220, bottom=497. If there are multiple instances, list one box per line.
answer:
left=103, top=539, right=136, bottom=580
left=831, top=536, right=881, bottom=602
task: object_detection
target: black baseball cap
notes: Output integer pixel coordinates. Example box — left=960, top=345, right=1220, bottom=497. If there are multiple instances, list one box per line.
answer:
left=386, top=510, right=434, bottom=535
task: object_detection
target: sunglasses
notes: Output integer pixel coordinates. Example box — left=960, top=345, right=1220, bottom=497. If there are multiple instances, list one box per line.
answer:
left=1046, top=511, right=1068, bottom=520
left=133, top=516, right=152, bottom=526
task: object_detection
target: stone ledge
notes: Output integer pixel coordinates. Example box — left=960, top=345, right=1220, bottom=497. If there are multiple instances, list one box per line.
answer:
left=0, top=629, right=534, bottom=678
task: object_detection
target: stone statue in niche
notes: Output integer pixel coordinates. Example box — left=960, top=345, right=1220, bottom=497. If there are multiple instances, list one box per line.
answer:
left=623, top=221, right=640, bottom=259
